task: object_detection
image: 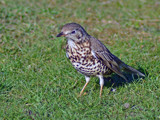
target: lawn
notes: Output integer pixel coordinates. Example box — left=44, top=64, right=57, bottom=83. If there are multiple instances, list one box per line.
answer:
left=0, top=0, right=160, bottom=119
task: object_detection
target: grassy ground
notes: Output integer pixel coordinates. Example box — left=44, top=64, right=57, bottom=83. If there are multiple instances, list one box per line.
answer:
left=0, top=0, right=160, bottom=119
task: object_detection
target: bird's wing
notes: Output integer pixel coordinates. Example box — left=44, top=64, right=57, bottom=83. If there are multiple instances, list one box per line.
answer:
left=90, top=37, right=127, bottom=81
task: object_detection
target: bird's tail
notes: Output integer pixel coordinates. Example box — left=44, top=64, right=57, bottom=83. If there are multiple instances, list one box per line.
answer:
left=120, top=63, right=145, bottom=77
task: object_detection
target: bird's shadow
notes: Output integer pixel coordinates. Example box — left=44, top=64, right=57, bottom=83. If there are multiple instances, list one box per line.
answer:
left=102, top=67, right=147, bottom=88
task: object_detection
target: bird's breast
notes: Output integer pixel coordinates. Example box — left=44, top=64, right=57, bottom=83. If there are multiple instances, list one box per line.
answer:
left=66, top=41, right=111, bottom=76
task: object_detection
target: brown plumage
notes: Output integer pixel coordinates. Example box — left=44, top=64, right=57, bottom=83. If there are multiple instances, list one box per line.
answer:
left=56, top=23, right=145, bottom=97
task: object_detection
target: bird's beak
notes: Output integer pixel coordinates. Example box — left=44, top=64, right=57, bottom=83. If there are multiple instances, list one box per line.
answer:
left=56, top=32, right=65, bottom=37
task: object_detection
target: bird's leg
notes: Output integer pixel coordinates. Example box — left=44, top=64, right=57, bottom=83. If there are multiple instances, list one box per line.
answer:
left=100, top=85, right=103, bottom=97
left=80, top=76, right=90, bottom=96
left=97, top=75, right=104, bottom=97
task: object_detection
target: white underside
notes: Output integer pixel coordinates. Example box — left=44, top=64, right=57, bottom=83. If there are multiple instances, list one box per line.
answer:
left=67, top=39, right=77, bottom=49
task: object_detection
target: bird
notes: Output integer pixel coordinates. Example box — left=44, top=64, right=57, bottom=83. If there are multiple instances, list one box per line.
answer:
left=56, top=23, right=145, bottom=97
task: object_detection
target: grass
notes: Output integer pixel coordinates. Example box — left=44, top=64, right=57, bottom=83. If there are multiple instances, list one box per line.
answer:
left=0, top=0, right=160, bottom=119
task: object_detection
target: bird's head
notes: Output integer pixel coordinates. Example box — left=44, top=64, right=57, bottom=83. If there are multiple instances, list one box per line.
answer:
left=56, top=23, right=89, bottom=42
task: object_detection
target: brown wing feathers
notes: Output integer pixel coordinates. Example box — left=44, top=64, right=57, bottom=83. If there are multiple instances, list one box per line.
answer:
left=90, top=37, right=144, bottom=80
left=95, top=51, right=128, bottom=81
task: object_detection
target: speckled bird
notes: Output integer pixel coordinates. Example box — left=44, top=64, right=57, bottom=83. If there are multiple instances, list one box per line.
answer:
left=56, top=23, right=144, bottom=97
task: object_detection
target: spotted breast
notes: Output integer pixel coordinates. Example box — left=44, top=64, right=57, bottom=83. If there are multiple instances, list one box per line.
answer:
left=66, top=39, right=112, bottom=76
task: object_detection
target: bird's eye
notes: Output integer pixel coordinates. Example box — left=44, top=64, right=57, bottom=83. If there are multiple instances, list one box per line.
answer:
left=71, top=31, right=75, bottom=34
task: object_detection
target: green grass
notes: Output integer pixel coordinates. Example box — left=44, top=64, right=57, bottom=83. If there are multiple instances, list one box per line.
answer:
left=0, top=0, right=160, bottom=119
